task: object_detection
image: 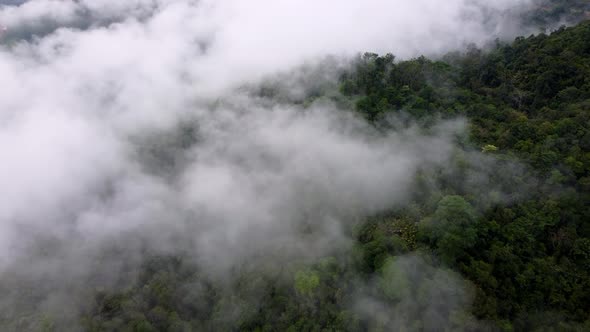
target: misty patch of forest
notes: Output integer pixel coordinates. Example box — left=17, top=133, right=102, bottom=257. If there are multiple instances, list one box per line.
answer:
left=1, top=1, right=590, bottom=331
left=67, top=21, right=590, bottom=332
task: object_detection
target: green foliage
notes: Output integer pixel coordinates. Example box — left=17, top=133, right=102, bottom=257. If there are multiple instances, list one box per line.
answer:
left=379, top=257, right=411, bottom=301
left=339, top=21, right=590, bottom=328
left=40, top=315, right=55, bottom=332
left=76, top=19, right=590, bottom=332
left=294, top=270, right=320, bottom=297
left=482, top=144, right=498, bottom=153
left=418, top=196, right=478, bottom=265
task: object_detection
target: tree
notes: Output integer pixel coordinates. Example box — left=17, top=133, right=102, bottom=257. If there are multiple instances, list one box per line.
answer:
left=294, top=270, right=320, bottom=297
left=422, top=196, right=478, bottom=265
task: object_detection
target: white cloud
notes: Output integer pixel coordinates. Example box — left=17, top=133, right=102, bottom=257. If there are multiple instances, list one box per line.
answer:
left=0, top=0, right=534, bottom=328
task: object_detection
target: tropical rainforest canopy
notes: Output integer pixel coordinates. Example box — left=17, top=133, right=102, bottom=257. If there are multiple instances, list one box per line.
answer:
left=77, top=20, right=590, bottom=332
left=0, top=1, right=589, bottom=331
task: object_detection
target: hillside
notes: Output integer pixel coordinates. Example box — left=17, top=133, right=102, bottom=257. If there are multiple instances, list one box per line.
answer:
left=1, top=2, right=589, bottom=331
left=75, top=21, right=590, bottom=332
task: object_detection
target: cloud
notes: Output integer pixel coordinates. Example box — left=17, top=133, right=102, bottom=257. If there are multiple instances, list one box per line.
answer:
left=354, top=253, right=484, bottom=331
left=0, top=0, right=536, bottom=329
left=1, top=0, right=535, bottom=91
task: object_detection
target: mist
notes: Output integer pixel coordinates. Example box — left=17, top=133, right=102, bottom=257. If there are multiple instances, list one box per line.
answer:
left=0, top=0, right=545, bottom=330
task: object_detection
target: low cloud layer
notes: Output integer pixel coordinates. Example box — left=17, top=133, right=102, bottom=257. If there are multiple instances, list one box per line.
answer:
left=0, top=0, right=539, bottom=330
left=355, top=253, right=482, bottom=331
left=1, top=0, right=536, bottom=92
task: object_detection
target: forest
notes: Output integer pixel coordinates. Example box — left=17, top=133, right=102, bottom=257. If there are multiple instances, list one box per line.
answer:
left=1, top=1, right=590, bottom=331
left=73, top=20, right=590, bottom=332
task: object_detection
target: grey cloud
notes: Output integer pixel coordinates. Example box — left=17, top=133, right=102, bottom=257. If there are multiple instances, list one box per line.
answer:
left=354, top=253, right=486, bottom=332
left=0, top=0, right=538, bottom=330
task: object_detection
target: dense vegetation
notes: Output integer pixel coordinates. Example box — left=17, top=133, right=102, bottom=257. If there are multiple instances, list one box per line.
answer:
left=526, top=0, right=590, bottom=27
left=70, top=20, right=590, bottom=332
left=338, top=20, right=590, bottom=331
